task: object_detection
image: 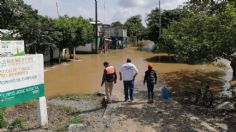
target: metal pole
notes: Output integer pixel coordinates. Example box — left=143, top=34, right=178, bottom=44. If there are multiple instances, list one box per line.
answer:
left=95, top=0, right=98, bottom=53
left=56, top=0, right=60, bottom=18
left=159, top=0, right=161, bottom=39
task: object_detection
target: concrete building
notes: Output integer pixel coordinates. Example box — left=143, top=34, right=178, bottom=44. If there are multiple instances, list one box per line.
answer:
left=76, top=21, right=104, bottom=53
left=110, top=27, right=127, bottom=49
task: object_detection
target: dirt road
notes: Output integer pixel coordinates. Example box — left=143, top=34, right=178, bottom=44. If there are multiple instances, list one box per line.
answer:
left=76, top=80, right=236, bottom=132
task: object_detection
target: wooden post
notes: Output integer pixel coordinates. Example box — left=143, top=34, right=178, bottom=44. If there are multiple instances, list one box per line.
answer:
left=37, top=96, right=48, bottom=127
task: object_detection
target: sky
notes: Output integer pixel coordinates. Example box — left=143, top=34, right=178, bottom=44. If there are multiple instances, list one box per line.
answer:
left=23, top=0, right=187, bottom=25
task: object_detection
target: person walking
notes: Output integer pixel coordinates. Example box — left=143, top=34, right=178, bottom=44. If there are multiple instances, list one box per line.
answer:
left=101, top=61, right=117, bottom=103
left=119, top=58, right=138, bottom=102
left=143, top=63, right=157, bottom=103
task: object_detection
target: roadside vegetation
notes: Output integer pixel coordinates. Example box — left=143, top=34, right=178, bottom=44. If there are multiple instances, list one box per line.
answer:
left=1, top=0, right=236, bottom=131
left=0, top=0, right=94, bottom=63
left=0, top=93, right=103, bottom=131
left=117, top=1, right=236, bottom=77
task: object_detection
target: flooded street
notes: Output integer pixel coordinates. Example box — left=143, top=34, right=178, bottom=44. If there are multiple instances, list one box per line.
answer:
left=45, top=47, right=227, bottom=98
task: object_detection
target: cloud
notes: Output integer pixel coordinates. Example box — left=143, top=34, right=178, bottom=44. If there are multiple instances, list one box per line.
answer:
left=118, top=0, right=149, bottom=8
left=111, top=7, right=147, bottom=25
left=24, top=0, right=58, bottom=18
left=118, top=0, right=186, bottom=9
left=23, top=0, right=187, bottom=25
left=114, top=0, right=187, bottom=26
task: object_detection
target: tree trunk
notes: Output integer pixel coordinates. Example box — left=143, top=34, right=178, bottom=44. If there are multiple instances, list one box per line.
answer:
left=230, top=57, right=236, bottom=78
left=58, top=49, right=62, bottom=64
left=49, top=47, right=54, bottom=65
left=73, top=47, right=76, bottom=60
left=68, top=48, right=75, bottom=59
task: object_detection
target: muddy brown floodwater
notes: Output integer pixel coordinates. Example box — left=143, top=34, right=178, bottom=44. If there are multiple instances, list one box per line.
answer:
left=45, top=47, right=225, bottom=98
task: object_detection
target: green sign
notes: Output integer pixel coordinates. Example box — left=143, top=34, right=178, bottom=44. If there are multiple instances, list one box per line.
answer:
left=0, top=55, right=44, bottom=108
left=0, top=84, right=44, bottom=108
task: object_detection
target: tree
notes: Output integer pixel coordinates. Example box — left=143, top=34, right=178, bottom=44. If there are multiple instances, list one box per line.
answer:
left=0, top=0, right=38, bottom=30
left=124, top=15, right=145, bottom=43
left=70, top=17, right=94, bottom=58
left=0, top=0, right=94, bottom=63
left=160, top=3, right=236, bottom=76
left=0, top=0, right=55, bottom=54
left=111, top=21, right=123, bottom=28
left=18, top=16, right=57, bottom=54
left=184, top=0, right=236, bottom=15
left=146, top=8, right=186, bottom=43
left=53, top=16, right=94, bottom=61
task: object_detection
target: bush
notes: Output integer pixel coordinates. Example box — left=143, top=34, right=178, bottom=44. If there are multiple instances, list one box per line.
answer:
left=0, top=112, right=7, bottom=128
left=0, top=113, right=25, bottom=131
left=8, top=119, right=25, bottom=131
left=137, top=40, right=149, bottom=47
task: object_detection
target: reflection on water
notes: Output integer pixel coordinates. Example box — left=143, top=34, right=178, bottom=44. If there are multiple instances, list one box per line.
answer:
left=45, top=47, right=226, bottom=98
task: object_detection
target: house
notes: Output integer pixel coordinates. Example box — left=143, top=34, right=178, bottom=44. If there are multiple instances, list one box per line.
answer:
left=110, top=27, right=127, bottom=49
left=101, top=24, right=112, bottom=52
left=76, top=21, right=104, bottom=53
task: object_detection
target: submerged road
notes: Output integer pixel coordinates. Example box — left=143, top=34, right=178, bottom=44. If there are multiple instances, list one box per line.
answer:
left=44, top=47, right=222, bottom=98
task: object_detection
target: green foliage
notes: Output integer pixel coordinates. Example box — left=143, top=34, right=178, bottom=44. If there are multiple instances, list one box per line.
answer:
left=0, top=112, right=7, bottom=128
left=8, top=118, right=25, bottom=131
left=54, top=16, right=94, bottom=47
left=137, top=40, right=149, bottom=47
left=146, top=8, right=186, bottom=43
left=124, top=15, right=145, bottom=40
left=0, top=112, right=25, bottom=131
left=0, top=34, right=15, bottom=40
left=159, top=2, right=236, bottom=63
left=0, top=0, right=94, bottom=59
left=184, top=0, right=236, bottom=15
left=56, top=115, right=83, bottom=131
left=0, top=0, right=38, bottom=29
left=111, top=21, right=123, bottom=28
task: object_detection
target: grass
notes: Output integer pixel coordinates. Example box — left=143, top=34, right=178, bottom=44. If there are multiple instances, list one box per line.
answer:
left=0, top=112, right=25, bottom=131
left=51, top=104, right=79, bottom=114
left=8, top=118, right=25, bottom=131
left=15, top=52, right=25, bottom=56
left=55, top=115, right=83, bottom=132
left=0, top=112, right=7, bottom=128
left=57, top=93, right=98, bottom=101
left=49, top=104, right=82, bottom=131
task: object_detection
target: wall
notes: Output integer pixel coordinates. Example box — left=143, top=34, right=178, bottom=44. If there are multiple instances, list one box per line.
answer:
left=76, top=43, right=93, bottom=53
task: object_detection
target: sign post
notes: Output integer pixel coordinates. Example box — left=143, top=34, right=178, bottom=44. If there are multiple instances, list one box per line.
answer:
left=0, top=54, right=48, bottom=127
left=37, top=96, right=48, bottom=126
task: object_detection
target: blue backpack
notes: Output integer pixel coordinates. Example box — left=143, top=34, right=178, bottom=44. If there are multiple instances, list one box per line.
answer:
left=161, top=86, right=170, bottom=99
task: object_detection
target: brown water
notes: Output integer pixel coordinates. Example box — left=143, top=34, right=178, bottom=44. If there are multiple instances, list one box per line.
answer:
left=45, top=47, right=224, bottom=98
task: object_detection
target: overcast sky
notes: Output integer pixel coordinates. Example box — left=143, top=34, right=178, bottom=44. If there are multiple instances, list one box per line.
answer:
left=23, top=0, right=187, bottom=25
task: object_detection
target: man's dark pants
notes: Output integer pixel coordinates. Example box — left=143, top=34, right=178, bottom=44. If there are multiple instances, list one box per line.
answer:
left=147, top=83, right=154, bottom=99
left=123, top=80, right=134, bottom=101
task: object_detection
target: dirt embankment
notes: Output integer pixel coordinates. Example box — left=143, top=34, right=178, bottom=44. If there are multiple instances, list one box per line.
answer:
left=2, top=80, right=236, bottom=132
left=0, top=94, right=104, bottom=131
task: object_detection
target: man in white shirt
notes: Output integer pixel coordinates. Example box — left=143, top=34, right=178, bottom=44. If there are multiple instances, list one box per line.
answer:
left=119, top=58, right=138, bottom=102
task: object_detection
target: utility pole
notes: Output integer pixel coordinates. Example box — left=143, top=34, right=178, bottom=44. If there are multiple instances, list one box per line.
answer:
left=95, top=0, right=98, bottom=53
left=56, top=0, right=60, bottom=18
left=159, top=0, right=161, bottom=39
